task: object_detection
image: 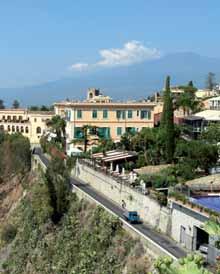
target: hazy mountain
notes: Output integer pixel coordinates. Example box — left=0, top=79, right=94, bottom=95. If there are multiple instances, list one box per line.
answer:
left=1, top=52, right=220, bottom=107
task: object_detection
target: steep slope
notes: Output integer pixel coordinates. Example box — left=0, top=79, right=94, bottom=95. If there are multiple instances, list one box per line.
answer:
left=0, top=172, right=153, bottom=274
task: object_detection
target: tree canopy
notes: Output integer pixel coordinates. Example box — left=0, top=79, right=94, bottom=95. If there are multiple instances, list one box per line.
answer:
left=12, top=100, right=20, bottom=109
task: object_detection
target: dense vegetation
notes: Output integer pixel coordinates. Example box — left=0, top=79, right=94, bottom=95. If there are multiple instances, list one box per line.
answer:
left=1, top=174, right=152, bottom=274
left=0, top=131, right=152, bottom=273
left=0, top=132, right=31, bottom=182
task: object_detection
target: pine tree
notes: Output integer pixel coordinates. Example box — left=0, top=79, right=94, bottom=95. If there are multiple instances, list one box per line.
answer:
left=12, top=100, right=20, bottom=109
left=161, top=76, right=174, bottom=163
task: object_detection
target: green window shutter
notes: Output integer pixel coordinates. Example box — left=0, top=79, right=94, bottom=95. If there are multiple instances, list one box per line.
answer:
left=127, top=110, right=133, bottom=118
left=116, top=110, right=121, bottom=119
left=92, top=110, right=97, bottom=118
left=98, top=127, right=110, bottom=139
left=140, top=110, right=147, bottom=119
left=126, top=127, right=135, bottom=134
left=141, top=110, right=151, bottom=119
left=77, top=110, right=82, bottom=119
left=103, top=109, right=108, bottom=119
left=74, top=127, right=83, bottom=139
left=117, top=127, right=122, bottom=136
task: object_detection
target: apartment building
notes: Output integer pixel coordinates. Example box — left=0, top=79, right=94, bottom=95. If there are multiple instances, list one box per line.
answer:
left=0, top=109, right=53, bottom=145
left=54, top=89, right=157, bottom=149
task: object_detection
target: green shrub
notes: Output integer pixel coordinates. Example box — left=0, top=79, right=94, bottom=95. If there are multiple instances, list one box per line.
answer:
left=1, top=224, right=17, bottom=243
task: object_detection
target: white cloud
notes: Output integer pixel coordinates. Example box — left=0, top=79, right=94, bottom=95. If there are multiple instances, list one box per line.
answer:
left=69, top=41, right=161, bottom=71
left=69, top=63, right=89, bottom=71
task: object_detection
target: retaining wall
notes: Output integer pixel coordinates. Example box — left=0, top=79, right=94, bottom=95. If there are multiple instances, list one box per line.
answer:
left=73, top=162, right=171, bottom=232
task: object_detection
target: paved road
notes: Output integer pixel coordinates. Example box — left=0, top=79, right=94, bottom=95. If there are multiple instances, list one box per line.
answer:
left=34, top=148, right=187, bottom=259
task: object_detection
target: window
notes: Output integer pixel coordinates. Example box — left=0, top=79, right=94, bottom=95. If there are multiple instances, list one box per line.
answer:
left=7, top=116, right=11, bottom=121
left=21, top=126, right=24, bottom=133
left=3, top=116, right=5, bottom=120
left=116, top=110, right=125, bottom=119
left=36, top=127, right=41, bottom=134
left=127, top=110, right=133, bottom=119
left=103, top=109, right=108, bottom=119
left=117, top=127, right=122, bottom=136
left=16, top=126, right=19, bottom=132
left=8, top=125, right=10, bottom=132
left=126, top=127, right=135, bottom=134
left=140, top=110, right=151, bottom=119
left=116, top=110, right=121, bottom=119
left=25, top=127, right=29, bottom=133
left=98, top=127, right=110, bottom=139
left=65, top=110, right=71, bottom=121
left=74, top=127, right=84, bottom=139
left=34, top=118, right=37, bottom=122
left=77, top=109, right=82, bottom=119
left=12, top=126, right=15, bottom=132
left=92, top=110, right=97, bottom=119
left=0, top=125, right=4, bottom=131
left=13, top=116, right=16, bottom=121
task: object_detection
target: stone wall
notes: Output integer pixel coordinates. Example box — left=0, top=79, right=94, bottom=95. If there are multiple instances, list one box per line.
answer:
left=73, top=161, right=171, bottom=232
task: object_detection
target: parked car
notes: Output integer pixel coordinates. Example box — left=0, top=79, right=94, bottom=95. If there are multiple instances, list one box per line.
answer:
left=123, top=211, right=141, bottom=224
left=199, top=243, right=209, bottom=263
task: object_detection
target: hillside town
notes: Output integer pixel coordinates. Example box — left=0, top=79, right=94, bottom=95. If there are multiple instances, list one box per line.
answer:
left=1, top=75, right=220, bottom=272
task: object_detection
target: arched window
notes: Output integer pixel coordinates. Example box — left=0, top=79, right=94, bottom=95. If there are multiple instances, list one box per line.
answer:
left=25, top=127, right=29, bottom=133
left=16, top=126, right=19, bottom=132
left=36, top=127, right=41, bottom=134
left=21, top=126, right=24, bottom=133
left=12, top=125, right=15, bottom=132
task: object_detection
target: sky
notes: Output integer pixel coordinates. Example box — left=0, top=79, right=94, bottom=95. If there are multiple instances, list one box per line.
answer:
left=0, top=0, right=219, bottom=88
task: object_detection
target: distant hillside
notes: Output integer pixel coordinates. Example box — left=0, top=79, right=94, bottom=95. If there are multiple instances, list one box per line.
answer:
left=1, top=52, right=220, bottom=106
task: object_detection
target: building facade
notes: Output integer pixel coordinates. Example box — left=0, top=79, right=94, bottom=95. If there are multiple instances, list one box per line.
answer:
left=54, top=89, right=158, bottom=150
left=0, top=109, right=53, bottom=145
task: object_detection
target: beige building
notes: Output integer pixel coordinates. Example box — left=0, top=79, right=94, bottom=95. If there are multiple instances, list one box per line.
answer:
left=0, top=109, right=53, bottom=145
left=54, top=89, right=157, bottom=150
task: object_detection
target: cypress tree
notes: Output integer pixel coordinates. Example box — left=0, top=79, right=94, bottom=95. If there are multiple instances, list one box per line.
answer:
left=161, top=76, right=175, bottom=163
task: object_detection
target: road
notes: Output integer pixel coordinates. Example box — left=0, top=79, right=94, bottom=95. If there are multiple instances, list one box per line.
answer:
left=33, top=148, right=187, bottom=259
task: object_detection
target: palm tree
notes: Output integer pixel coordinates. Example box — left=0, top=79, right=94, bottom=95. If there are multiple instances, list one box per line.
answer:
left=72, top=125, right=99, bottom=153
left=47, top=115, right=66, bottom=150
left=175, top=82, right=201, bottom=116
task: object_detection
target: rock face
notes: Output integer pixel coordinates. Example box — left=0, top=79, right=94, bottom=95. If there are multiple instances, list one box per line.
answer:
left=0, top=176, right=23, bottom=223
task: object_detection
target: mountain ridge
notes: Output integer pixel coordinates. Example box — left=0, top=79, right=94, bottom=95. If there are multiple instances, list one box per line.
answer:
left=1, top=52, right=220, bottom=106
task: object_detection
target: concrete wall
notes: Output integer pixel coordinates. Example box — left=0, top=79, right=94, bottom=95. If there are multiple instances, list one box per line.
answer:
left=170, top=201, right=208, bottom=250
left=74, top=162, right=170, bottom=231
